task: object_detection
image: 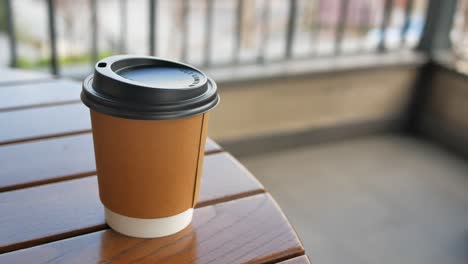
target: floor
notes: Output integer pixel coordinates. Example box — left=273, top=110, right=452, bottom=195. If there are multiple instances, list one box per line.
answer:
left=237, top=135, right=468, bottom=264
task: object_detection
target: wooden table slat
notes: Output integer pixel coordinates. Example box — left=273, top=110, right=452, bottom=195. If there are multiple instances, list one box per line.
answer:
left=0, top=152, right=263, bottom=253
left=0, top=79, right=81, bottom=111
left=0, top=103, right=223, bottom=152
left=0, top=134, right=221, bottom=192
left=197, top=153, right=264, bottom=207
left=0, top=68, right=51, bottom=86
left=0, top=103, right=90, bottom=145
left=278, top=255, right=311, bottom=264
left=0, top=194, right=303, bottom=264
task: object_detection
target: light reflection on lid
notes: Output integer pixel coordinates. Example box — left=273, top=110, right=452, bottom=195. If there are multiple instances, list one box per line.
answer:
left=117, top=66, right=205, bottom=89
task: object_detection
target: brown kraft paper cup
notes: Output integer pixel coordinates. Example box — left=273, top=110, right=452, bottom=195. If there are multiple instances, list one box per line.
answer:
left=81, top=55, right=219, bottom=238
left=91, top=111, right=209, bottom=218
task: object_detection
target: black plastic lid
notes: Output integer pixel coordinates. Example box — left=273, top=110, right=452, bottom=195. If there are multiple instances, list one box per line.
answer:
left=81, top=55, right=219, bottom=120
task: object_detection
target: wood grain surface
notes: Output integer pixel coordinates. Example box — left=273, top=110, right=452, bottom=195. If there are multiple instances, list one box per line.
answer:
left=0, top=103, right=223, bottom=149
left=0, top=152, right=263, bottom=253
left=0, top=68, right=51, bottom=86
left=0, top=133, right=222, bottom=191
left=196, top=153, right=264, bottom=207
left=0, top=70, right=306, bottom=263
left=278, top=255, right=311, bottom=264
left=0, top=103, right=90, bottom=145
left=0, top=194, right=304, bottom=264
left=0, top=79, right=81, bottom=111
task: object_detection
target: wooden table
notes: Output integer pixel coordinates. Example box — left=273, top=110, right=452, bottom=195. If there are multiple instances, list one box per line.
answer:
left=0, top=69, right=310, bottom=264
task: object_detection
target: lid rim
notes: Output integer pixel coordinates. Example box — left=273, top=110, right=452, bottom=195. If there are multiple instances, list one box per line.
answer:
left=81, top=55, right=219, bottom=120
left=81, top=91, right=220, bottom=120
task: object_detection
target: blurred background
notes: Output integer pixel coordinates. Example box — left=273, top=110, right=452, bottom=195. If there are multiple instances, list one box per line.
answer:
left=0, top=0, right=435, bottom=74
left=2, top=0, right=468, bottom=263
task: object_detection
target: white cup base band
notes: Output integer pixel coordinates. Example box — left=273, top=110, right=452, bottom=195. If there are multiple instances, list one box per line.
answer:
left=105, top=207, right=193, bottom=238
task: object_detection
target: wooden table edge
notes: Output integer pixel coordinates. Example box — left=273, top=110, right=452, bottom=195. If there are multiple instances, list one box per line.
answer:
left=276, top=254, right=311, bottom=264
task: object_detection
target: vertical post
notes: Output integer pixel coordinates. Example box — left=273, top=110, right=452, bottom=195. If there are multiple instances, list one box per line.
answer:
left=203, top=0, right=214, bottom=67
left=90, top=0, right=98, bottom=63
left=285, top=0, right=297, bottom=59
left=119, top=0, right=127, bottom=54
left=358, top=0, right=371, bottom=52
left=46, top=0, right=59, bottom=75
left=149, top=0, right=157, bottom=56
left=180, top=0, right=189, bottom=62
left=234, top=0, right=243, bottom=63
left=311, top=0, right=322, bottom=56
left=335, top=0, right=350, bottom=55
left=5, top=0, right=17, bottom=67
left=400, top=0, right=414, bottom=47
left=257, top=0, right=270, bottom=63
left=406, top=0, right=458, bottom=133
left=418, top=0, right=457, bottom=54
left=378, top=0, right=393, bottom=52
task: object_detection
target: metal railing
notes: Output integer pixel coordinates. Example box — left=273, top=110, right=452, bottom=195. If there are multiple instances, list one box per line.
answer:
left=0, top=0, right=456, bottom=76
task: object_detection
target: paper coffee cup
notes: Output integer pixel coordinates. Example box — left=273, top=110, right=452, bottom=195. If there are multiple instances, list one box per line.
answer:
left=81, top=55, right=219, bottom=238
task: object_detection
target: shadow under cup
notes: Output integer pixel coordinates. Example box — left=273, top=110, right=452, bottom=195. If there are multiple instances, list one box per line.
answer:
left=81, top=55, right=219, bottom=238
